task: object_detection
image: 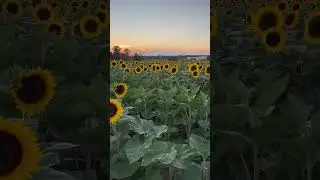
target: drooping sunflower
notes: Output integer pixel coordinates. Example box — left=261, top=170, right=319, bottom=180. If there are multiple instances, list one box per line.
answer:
left=46, top=21, right=65, bottom=38
left=71, top=20, right=83, bottom=37
left=0, top=119, right=41, bottom=180
left=113, top=83, right=128, bottom=98
left=79, top=15, right=102, bottom=38
left=261, top=27, right=286, bottom=53
left=253, top=5, right=284, bottom=36
left=11, top=68, right=55, bottom=115
left=284, top=11, right=299, bottom=29
left=3, top=0, right=22, bottom=18
left=304, top=11, right=320, bottom=44
left=109, top=99, right=124, bottom=124
left=33, top=3, right=54, bottom=24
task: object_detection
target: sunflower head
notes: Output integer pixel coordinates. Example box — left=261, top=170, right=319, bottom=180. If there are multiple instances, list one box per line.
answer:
left=192, top=70, right=200, bottom=78
left=113, top=83, right=128, bottom=98
left=254, top=5, right=284, bottom=35
left=34, top=3, right=54, bottom=24
left=205, top=66, right=210, bottom=76
left=79, top=15, right=102, bottom=38
left=284, top=11, right=299, bottom=29
left=262, top=27, right=286, bottom=53
left=304, top=11, right=320, bottom=44
left=3, top=0, right=22, bottom=18
left=0, top=119, right=41, bottom=180
left=170, top=67, right=178, bottom=75
left=46, top=21, right=65, bottom=38
left=11, top=68, right=55, bottom=115
left=109, top=99, right=124, bottom=124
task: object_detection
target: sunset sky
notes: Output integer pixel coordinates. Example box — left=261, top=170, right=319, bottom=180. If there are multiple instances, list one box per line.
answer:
left=110, top=0, right=210, bottom=55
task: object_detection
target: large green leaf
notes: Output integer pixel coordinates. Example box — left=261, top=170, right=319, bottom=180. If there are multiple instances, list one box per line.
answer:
left=212, top=104, right=252, bottom=129
left=124, top=136, right=146, bottom=164
left=252, top=75, right=289, bottom=109
left=141, top=141, right=177, bottom=166
left=110, top=159, right=139, bottom=179
left=189, top=134, right=210, bottom=159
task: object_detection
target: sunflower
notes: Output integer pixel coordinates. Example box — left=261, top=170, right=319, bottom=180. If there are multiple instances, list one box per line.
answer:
left=135, top=66, right=142, bottom=74
left=276, top=1, right=288, bottom=11
left=261, top=27, right=286, bottom=53
left=3, top=0, right=22, bottom=18
left=46, top=21, right=65, bottom=38
left=111, top=60, right=117, bottom=67
left=109, top=99, right=124, bottom=124
left=124, top=68, right=130, bottom=73
left=253, top=5, right=284, bottom=36
left=191, top=70, right=200, bottom=79
left=79, top=15, right=102, bottom=38
left=120, top=62, right=127, bottom=69
left=170, top=66, right=178, bottom=75
left=71, top=20, right=82, bottom=37
left=33, top=3, right=54, bottom=24
left=11, top=68, right=55, bottom=115
left=304, top=11, right=320, bottom=44
left=284, top=11, right=299, bottom=29
left=188, top=63, right=199, bottom=73
left=205, top=66, right=210, bottom=76
left=114, top=83, right=128, bottom=98
left=0, top=119, right=41, bottom=180
left=291, top=2, right=301, bottom=11
left=96, top=9, right=108, bottom=28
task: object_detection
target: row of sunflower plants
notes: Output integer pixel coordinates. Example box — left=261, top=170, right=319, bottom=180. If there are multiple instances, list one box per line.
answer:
left=212, top=0, right=320, bottom=179
left=0, top=1, right=109, bottom=179
left=109, top=62, right=210, bottom=180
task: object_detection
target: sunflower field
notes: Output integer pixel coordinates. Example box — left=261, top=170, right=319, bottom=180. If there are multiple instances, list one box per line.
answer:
left=0, top=0, right=109, bottom=180
left=213, top=0, right=320, bottom=179
left=110, top=60, right=210, bottom=180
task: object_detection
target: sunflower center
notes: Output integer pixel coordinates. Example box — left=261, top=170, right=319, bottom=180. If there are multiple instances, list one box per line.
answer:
left=193, top=71, right=198, bottom=76
left=37, top=7, right=51, bottom=20
left=206, top=67, right=210, bottom=73
left=121, top=64, right=126, bottom=68
left=190, top=65, right=197, bottom=71
left=278, top=3, right=286, bottom=11
left=115, top=85, right=125, bottom=94
left=48, top=24, right=62, bottom=35
left=285, top=13, right=295, bottom=26
left=258, top=12, right=277, bottom=31
left=266, top=32, right=281, bottom=46
left=109, top=103, right=117, bottom=117
left=172, top=68, right=177, bottom=73
left=6, top=2, right=19, bottom=14
left=0, top=130, right=23, bottom=176
left=84, top=19, right=98, bottom=33
left=307, top=15, right=320, bottom=38
left=17, top=75, right=47, bottom=104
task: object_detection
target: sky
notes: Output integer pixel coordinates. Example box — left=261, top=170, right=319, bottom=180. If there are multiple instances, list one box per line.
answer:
left=110, top=0, right=210, bottom=56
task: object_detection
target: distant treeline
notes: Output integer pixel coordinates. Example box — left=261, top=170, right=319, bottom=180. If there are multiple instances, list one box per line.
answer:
left=110, top=46, right=210, bottom=61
